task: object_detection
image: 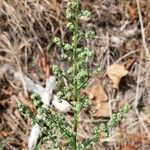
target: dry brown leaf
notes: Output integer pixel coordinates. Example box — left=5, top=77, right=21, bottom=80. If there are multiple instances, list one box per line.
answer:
left=127, top=133, right=150, bottom=144
left=122, top=144, right=136, bottom=150
left=106, top=64, right=128, bottom=89
left=127, top=5, right=138, bottom=21
left=122, top=58, right=137, bottom=70
left=83, top=82, right=110, bottom=117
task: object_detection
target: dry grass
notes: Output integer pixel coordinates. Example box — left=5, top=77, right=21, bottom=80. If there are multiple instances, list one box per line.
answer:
left=0, top=0, right=150, bottom=149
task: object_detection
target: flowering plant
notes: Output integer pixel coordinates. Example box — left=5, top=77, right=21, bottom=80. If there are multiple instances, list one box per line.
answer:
left=18, top=0, right=130, bottom=150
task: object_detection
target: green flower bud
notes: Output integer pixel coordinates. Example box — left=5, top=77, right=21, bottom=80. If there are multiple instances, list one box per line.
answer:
left=64, top=43, right=72, bottom=51
left=37, top=107, right=46, bottom=114
left=74, top=102, right=81, bottom=112
left=18, top=103, right=25, bottom=112
left=76, top=70, right=88, bottom=80
left=67, top=67, right=74, bottom=74
left=63, top=91, right=71, bottom=101
left=61, top=53, right=68, bottom=59
left=41, top=127, right=47, bottom=133
left=57, top=91, right=63, bottom=102
left=57, top=91, right=63, bottom=97
left=85, top=30, right=95, bottom=38
left=52, top=65, right=62, bottom=76
left=56, top=81, right=61, bottom=88
left=86, top=50, right=93, bottom=57
left=80, top=10, right=91, bottom=17
left=53, top=37, right=63, bottom=47
left=66, top=22, right=75, bottom=31
left=30, top=93, right=40, bottom=101
left=76, top=48, right=82, bottom=53
left=53, top=37, right=61, bottom=43
left=122, top=103, right=130, bottom=113
left=78, top=52, right=86, bottom=59
left=67, top=1, right=78, bottom=9
left=66, top=12, right=74, bottom=20
left=72, top=34, right=81, bottom=42
left=33, top=99, right=41, bottom=107
left=68, top=56, right=71, bottom=61
left=116, top=112, right=123, bottom=121
left=82, top=98, right=91, bottom=108
left=43, top=136, right=49, bottom=141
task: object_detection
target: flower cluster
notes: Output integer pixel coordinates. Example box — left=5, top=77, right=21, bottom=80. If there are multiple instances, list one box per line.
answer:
left=52, top=1, right=96, bottom=104
left=18, top=93, right=73, bottom=149
left=92, top=104, right=129, bottom=142
left=77, top=103, right=130, bottom=149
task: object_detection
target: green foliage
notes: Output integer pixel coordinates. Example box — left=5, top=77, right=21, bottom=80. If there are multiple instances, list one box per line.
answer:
left=0, top=145, right=4, bottom=150
left=18, top=102, right=33, bottom=118
left=18, top=0, right=130, bottom=150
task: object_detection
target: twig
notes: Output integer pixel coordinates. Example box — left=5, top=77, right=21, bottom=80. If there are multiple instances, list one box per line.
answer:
left=115, top=50, right=140, bottom=64
left=134, top=59, right=150, bottom=138
left=136, top=0, right=150, bottom=57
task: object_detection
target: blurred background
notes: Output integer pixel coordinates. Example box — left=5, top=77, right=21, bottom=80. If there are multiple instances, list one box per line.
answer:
left=0, top=0, right=150, bottom=149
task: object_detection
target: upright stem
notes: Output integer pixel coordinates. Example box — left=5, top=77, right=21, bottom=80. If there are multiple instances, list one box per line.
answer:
left=73, top=0, right=80, bottom=149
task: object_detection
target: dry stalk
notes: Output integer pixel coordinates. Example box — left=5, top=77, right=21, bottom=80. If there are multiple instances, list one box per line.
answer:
left=136, top=0, right=150, bottom=57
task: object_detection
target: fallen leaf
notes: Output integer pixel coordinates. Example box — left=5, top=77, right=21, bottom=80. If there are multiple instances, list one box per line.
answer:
left=122, top=144, right=136, bottom=150
left=122, top=58, right=137, bottom=70
left=106, top=64, right=128, bottom=89
left=82, top=80, right=110, bottom=117
left=127, top=133, right=150, bottom=144
left=127, top=5, right=138, bottom=21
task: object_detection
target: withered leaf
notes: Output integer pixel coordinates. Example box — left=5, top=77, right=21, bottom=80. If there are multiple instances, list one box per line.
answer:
left=127, top=133, right=150, bottom=144
left=83, top=82, right=110, bottom=117
left=127, top=5, right=138, bottom=21
left=106, top=64, right=128, bottom=89
left=122, top=144, right=136, bottom=150
left=122, top=58, right=137, bottom=70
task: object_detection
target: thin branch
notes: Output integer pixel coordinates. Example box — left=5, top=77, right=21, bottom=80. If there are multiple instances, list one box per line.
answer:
left=136, top=0, right=150, bottom=57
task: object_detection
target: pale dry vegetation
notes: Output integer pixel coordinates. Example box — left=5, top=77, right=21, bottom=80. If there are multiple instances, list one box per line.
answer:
left=0, top=0, right=150, bottom=150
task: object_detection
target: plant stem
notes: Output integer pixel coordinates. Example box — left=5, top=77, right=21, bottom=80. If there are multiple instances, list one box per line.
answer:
left=73, top=0, right=80, bottom=149
left=73, top=23, right=79, bottom=150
